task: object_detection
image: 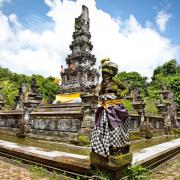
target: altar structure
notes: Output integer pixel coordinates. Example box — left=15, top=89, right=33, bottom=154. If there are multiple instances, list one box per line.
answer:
left=59, top=5, right=99, bottom=95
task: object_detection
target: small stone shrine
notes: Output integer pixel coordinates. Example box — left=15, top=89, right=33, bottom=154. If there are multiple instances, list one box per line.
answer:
left=59, top=5, right=99, bottom=94
left=90, top=58, right=132, bottom=180
left=157, top=88, right=175, bottom=134
left=16, top=78, right=41, bottom=138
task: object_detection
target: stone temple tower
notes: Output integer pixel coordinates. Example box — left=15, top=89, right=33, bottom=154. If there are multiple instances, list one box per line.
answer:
left=59, top=5, right=99, bottom=94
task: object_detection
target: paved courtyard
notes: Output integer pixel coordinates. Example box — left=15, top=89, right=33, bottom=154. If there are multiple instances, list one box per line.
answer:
left=0, top=154, right=179, bottom=179
left=0, top=159, right=32, bottom=180
left=0, top=157, right=70, bottom=180
left=150, top=154, right=180, bottom=180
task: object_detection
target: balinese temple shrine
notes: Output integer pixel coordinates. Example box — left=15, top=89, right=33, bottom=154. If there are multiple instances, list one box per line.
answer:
left=55, top=5, right=99, bottom=103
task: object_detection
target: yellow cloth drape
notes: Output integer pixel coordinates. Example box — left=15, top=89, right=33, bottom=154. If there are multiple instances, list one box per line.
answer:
left=55, top=93, right=80, bottom=103
left=98, top=99, right=123, bottom=109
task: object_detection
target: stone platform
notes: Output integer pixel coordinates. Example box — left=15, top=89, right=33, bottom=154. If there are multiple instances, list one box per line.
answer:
left=0, top=138, right=179, bottom=176
left=132, top=138, right=180, bottom=168
left=0, top=140, right=90, bottom=175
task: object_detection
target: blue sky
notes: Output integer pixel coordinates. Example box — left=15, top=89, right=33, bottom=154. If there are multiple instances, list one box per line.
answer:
left=0, top=0, right=179, bottom=78
left=2, top=0, right=180, bottom=44
left=96, top=0, right=180, bottom=45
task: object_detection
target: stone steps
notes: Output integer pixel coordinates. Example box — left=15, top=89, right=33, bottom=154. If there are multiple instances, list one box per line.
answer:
left=0, top=138, right=179, bottom=176
left=34, top=103, right=83, bottom=114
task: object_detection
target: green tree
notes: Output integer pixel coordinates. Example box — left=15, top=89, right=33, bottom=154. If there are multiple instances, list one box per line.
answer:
left=0, top=67, right=13, bottom=81
left=40, top=77, right=59, bottom=104
left=115, top=71, right=148, bottom=96
left=28, top=74, right=59, bottom=104
left=176, top=65, right=180, bottom=74
left=144, top=98, right=158, bottom=114
left=0, top=81, right=18, bottom=108
left=170, top=76, right=180, bottom=106
left=152, top=59, right=177, bottom=80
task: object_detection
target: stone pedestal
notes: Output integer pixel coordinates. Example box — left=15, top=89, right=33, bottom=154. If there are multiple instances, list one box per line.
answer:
left=139, top=116, right=152, bottom=139
left=90, top=152, right=132, bottom=180
left=80, top=94, right=98, bottom=136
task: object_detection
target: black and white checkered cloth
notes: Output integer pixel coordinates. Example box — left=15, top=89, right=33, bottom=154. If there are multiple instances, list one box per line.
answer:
left=91, top=109, right=130, bottom=157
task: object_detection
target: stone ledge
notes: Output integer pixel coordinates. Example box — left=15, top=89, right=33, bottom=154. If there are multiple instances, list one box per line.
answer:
left=0, top=140, right=91, bottom=175
left=30, top=111, right=83, bottom=115
left=90, top=152, right=132, bottom=171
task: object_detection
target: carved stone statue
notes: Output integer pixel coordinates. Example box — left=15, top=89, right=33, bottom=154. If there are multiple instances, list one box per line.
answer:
left=91, top=58, right=130, bottom=157
left=99, top=58, right=128, bottom=98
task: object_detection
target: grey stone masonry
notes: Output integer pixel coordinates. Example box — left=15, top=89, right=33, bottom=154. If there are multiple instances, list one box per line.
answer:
left=59, top=5, right=99, bottom=94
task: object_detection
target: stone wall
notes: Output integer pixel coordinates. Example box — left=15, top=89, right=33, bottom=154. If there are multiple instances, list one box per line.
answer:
left=0, top=111, right=22, bottom=129
left=30, top=112, right=82, bottom=140
left=0, top=104, right=179, bottom=140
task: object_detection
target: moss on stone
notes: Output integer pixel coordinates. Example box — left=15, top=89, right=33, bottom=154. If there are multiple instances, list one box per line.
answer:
left=109, top=153, right=132, bottom=167
left=77, top=133, right=90, bottom=146
left=90, top=152, right=132, bottom=170
left=151, top=129, right=164, bottom=136
left=130, top=131, right=141, bottom=141
left=172, top=128, right=180, bottom=135
left=90, top=152, right=132, bottom=180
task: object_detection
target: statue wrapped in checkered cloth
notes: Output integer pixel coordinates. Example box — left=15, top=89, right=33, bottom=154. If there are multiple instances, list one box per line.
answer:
left=91, top=58, right=130, bottom=157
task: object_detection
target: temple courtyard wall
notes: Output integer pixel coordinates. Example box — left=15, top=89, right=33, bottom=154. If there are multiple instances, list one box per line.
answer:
left=0, top=104, right=179, bottom=141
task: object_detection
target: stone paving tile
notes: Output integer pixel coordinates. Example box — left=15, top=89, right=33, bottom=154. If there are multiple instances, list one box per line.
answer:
left=0, top=159, right=32, bottom=180
left=149, top=154, right=180, bottom=180
left=0, top=158, right=73, bottom=180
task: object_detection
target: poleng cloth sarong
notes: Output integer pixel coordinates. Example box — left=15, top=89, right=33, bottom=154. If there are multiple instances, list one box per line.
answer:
left=91, top=102, right=130, bottom=157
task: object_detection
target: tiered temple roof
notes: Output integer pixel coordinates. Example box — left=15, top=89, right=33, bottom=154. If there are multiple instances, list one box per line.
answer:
left=59, top=5, right=99, bottom=94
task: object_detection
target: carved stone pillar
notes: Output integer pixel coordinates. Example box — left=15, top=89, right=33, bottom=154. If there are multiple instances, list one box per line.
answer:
left=16, top=79, right=41, bottom=138
left=80, top=94, right=98, bottom=136
left=0, top=87, right=4, bottom=110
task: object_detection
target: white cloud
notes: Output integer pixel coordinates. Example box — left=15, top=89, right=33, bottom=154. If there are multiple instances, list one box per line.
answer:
left=156, top=11, right=172, bottom=32
left=0, top=0, right=179, bottom=79
left=9, top=14, right=22, bottom=28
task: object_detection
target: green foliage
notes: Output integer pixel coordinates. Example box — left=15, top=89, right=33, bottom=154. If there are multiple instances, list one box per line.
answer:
left=130, top=131, right=141, bottom=141
left=40, top=77, right=59, bottom=104
left=144, top=98, right=158, bottom=114
left=112, top=76, right=128, bottom=97
left=170, top=76, right=180, bottom=106
left=150, top=59, right=180, bottom=105
left=49, top=171, right=68, bottom=180
left=78, top=133, right=90, bottom=145
left=176, top=65, right=180, bottom=74
left=127, top=165, right=150, bottom=180
left=29, top=165, right=48, bottom=178
left=145, top=86, right=159, bottom=99
left=123, top=100, right=133, bottom=112
left=116, top=71, right=147, bottom=94
left=14, top=159, right=22, bottom=166
left=0, top=67, right=59, bottom=108
left=49, top=172, right=60, bottom=180
left=0, top=80, right=18, bottom=108
left=31, top=74, right=59, bottom=104
left=0, top=67, right=13, bottom=81
left=151, top=59, right=178, bottom=89
left=172, top=128, right=180, bottom=135
left=151, top=74, right=173, bottom=90
left=92, top=169, right=111, bottom=180
left=152, top=59, right=177, bottom=79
